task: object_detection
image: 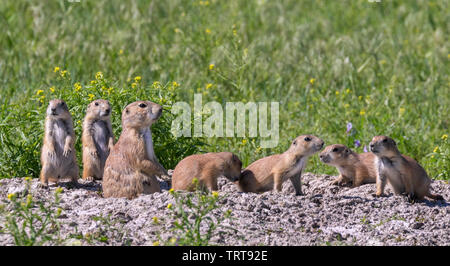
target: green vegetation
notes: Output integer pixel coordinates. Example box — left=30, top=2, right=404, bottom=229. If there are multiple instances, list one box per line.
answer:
left=0, top=0, right=448, bottom=180
left=155, top=182, right=235, bottom=246
left=0, top=178, right=63, bottom=245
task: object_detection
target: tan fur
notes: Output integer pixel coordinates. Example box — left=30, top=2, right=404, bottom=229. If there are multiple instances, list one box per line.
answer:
left=39, top=99, right=79, bottom=188
left=370, top=136, right=444, bottom=201
left=102, top=101, right=166, bottom=199
left=82, top=99, right=114, bottom=181
left=320, top=144, right=377, bottom=187
left=237, top=135, right=324, bottom=195
left=172, top=152, right=242, bottom=192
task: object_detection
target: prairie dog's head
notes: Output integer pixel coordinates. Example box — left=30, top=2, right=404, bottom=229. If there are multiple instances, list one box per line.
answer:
left=218, top=152, right=242, bottom=182
left=369, top=136, right=399, bottom=157
left=86, top=99, right=111, bottom=121
left=287, top=135, right=324, bottom=157
left=121, top=101, right=162, bottom=129
left=319, top=144, right=353, bottom=165
left=46, top=99, right=71, bottom=120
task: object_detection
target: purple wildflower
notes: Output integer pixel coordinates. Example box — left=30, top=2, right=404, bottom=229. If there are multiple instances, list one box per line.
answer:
left=363, top=145, right=368, bottom=152
left=354, top=140, right=361, bottom=148
left=346, top=122, right=352, bottom=134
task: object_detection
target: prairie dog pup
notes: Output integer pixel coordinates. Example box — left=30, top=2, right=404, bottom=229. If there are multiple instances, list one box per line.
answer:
left=172, top=152, right=242, bottom=192
left=370, top=136, right=444, bottom=201
left=103, top=101, right=166, bottom=199
left=82, top=99, right=114, bottom=181
left=40, top=99, right=79, bottom=188
left=319, top=144, right=376, bottom=187
left=238, top=135, right=324, bottom=195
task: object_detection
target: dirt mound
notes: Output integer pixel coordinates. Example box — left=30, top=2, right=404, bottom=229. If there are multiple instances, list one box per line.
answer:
left=0, top=173, right=448, bottom=246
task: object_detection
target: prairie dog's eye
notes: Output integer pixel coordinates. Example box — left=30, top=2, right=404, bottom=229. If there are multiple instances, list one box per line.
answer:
left=304, top=137, right=311, bottom=142
left=383, top=139, right=388, bottom=143
left=138, top=103, right=147, bottom=108
left=293, top=140, right=297, bottom=145
left=95, top=102, right=99, bottom=106
left=332, top=148, right=339, bottom=152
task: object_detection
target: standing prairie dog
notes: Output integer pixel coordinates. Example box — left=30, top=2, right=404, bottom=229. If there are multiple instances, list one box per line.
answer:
left=237, top=135, right=324, bottom=195
left=102, top=101, right=167, bottom=199
left=319, top=144, right=377, bottom=187
left=82, top=99, right=114, bottom=181
left=172, top=152, right=242, bottom=192
left=370, top=136, right=444, bottom=201
left=40, top=99, right=79, bottom=188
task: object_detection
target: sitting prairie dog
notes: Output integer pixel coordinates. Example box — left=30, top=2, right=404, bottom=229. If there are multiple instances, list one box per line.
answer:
left=82, top=99, right=114, bottom=181
left=172, top=152, right=242, bottom=192
left=319, top=144, right=377, bottom=187
left=102, top=101, right=167, bottom=199
left=370, top=135, right=444, bottom=201
left=237, top=135, right=324, bottom=195
left=40, top=99, right=79, bottom=188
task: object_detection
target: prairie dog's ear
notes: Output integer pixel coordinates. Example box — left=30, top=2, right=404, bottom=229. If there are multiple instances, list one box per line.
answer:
left=392, top=139, right=397, bottom=146
left=345, top=148, right=350, bottom=154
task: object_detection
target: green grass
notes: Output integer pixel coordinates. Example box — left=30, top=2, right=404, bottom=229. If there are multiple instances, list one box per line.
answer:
left=0, top=0, right=448, bottom=180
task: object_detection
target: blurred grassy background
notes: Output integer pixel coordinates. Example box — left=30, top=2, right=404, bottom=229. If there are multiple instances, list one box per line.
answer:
left=0, top=0, right=448, bottom=179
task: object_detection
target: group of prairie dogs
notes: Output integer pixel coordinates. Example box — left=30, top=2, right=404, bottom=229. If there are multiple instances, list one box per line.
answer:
left=40, top=99, right=444, bottom=202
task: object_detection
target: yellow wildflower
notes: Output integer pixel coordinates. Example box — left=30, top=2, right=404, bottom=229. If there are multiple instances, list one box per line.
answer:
left=95, top=72, right=103, bottom=80
left=152, top=81, right=161, bottom=88
left=344, top=103, right=350, bottom=108
left=192, top=177, right=199, bottom=185
left=442, top=134, right=448, bottom=140
left=7, top=193, right=15, bottom=201
left=134, top=76, right=142, bottom=82
left=55, top=187, right=63, bottom=194
left=242, top=139, right=247, bottom=145
left=205, top=28, right=211, bottom=34
left=172, top=81, right=179, bottom=88
left=399, top=107, right=405, bottom=116
left=359, top=110, right=366, bottom=116
left=358, top=95, right=363, bottom=101
left=212, top=191, right=219, bottom=198
left=174, top=28, right=181, bottom=33
left=169, top=188, right=174, bottom=194
left=346, top=88, right=351, bottom=94
left=153, top=241, right=160, bottom=246
left=25, top=176, right=32, bottom=182
left=167, top=203, right=173, bottom=209
left=49, top=87, right=55, bottom=93
left=309, top=78, right=315, bottom=85
left=88, top=94, right=95, bottom=101
left=90, top=80, right=96, bottom=85
left=39, top=96, right=45, bottom=104
left=335, top=91, right=340, bottom=95
left=119, top=49, right=124, bottom=55
left=209, top=64, right=215, bottom=70
left=433, top=146, right=439, bottom=153
left=54, top=67, right=60, bottom=73
left=36, top=89, right=44, bottom=95
left=152, top=217, right=159, bottom=224
left=74, top=83, right=82, bottom=92
left=131, top=82, right=137, bottom=88
left=206, top=83, right=213, bottom=89
left=60, top=70, right=68, bottom=77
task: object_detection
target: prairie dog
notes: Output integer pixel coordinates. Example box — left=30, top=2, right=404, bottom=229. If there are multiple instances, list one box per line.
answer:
left=82, top=99, right=114, bottom=181
left=370, top=136, right=444, bottom=201
left=237, top=135, right=324, bottom=195
left=319, top=144, right=376, bottom=187
left=102, top=101, right=166, bottom=199
left=172, top=152, right=242, bottom=192
left=40, top=99, right=79, bottom=188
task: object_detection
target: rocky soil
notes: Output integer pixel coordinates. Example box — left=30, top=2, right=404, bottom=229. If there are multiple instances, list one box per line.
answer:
left=0, top=173, right=449, bottom=246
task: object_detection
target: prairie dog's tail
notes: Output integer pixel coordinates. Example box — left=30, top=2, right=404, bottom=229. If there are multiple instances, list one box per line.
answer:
left=426, top=192, right=444, bottom=201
